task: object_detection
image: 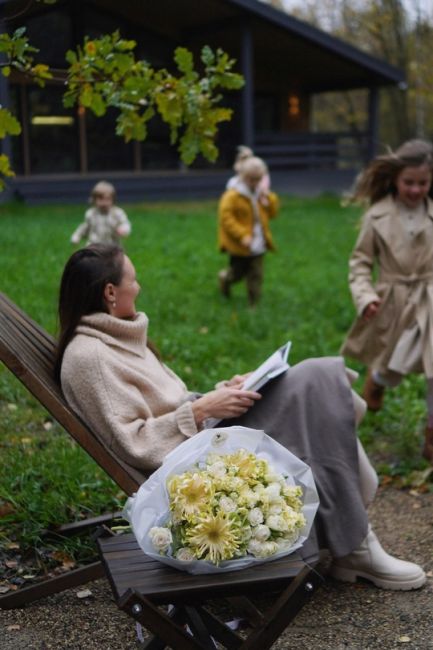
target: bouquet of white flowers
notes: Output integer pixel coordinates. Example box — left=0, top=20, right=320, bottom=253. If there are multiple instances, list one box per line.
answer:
left=124, top=426, right=319, bottom=574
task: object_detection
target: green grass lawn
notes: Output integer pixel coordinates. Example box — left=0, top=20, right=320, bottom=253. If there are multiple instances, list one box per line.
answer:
left=0, top=194, right=431, bottom=575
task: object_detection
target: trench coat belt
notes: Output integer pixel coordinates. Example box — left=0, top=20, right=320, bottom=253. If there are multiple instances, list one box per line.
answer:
left=379, top=272, right=433, bottom=284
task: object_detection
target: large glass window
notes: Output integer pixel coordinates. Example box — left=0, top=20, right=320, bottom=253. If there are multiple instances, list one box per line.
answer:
left=85, top=109, right=134, bottom=172
left=28, top=85, right=79, bottom=174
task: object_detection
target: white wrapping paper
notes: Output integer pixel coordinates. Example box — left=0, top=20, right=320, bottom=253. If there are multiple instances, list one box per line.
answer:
left=124, top=426, right=319, bottom=574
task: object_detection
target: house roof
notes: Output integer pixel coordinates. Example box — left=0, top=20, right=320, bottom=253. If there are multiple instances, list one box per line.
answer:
left=225, top=0, right=404, bottom=89
left=3, top=0, right=404, bottom=92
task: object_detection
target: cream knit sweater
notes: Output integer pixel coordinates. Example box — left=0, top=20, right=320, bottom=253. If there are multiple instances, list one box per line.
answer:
left=60, top=312, right=199, bottom=472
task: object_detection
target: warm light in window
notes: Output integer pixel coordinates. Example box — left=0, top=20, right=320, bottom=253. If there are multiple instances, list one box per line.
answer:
left=31, top=116, right=74, bottom=126
left=288, top=95, right=300, bottom=117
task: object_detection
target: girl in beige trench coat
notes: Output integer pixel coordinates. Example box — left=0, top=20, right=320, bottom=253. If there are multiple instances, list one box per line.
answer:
left=340, top=140, right=433, bottom=463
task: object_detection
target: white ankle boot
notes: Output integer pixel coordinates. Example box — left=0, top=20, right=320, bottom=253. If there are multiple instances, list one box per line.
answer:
left=330, top=526, right=426, bottom=590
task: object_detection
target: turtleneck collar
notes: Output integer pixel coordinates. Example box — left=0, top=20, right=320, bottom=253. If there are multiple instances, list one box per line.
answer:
left=76, top=311, right=149, bottom=357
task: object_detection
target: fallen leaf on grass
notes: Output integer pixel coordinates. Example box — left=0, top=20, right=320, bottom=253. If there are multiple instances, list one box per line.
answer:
left=43, top=421, right=53, bottom=431
left=7, top=625, right=21, bottom=631
left=76, top=588, right=93, bottom=599
left=0, top=502, right=15, bottom=517
left=7, top=403, right=17, bottom=411
left=5, top=560, right=18, bottom=569
left=0, top=583, right=18, bottom=592
left=51, top=550, right=76, bottom=571
left=398, top=636, right=411, bottom=643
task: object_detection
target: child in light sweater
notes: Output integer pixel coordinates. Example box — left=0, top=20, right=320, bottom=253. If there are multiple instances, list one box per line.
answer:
left=71, top=181, right=131, bottom=246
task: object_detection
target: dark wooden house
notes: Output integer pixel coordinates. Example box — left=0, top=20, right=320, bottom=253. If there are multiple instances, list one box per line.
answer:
left=0, top=0, right=404, bottom=202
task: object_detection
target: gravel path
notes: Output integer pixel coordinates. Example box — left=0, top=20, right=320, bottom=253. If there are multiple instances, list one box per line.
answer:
left=1, top=486, right=432, bottom=650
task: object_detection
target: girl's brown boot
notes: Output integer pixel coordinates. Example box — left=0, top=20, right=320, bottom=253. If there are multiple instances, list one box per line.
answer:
left=422, top=426, right=433, bottom=463
left=362, top=369, right=385, bottom=412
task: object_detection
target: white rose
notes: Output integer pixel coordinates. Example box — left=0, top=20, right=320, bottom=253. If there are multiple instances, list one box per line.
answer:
left=248, top=507, right=264, bottom=526
left=265, top=468, right=284, bottom=484
left=253, top=524, right=271, bottom=542
left=219, top=496, right=236, bottom=513
left=268, top=504, right=282, bottom=515
left=176, top=547, right=195, bottom=561
left=264, top=483, right=281, bottom=502
left=207, top=460, right=227, bottom=478
left=266, top=515, right=288, bottom=532
left=149, top=526, right=172, bottom=553
left=248, top=539, right=278, bottom=558
left=247, top=539, right=263, bottom=556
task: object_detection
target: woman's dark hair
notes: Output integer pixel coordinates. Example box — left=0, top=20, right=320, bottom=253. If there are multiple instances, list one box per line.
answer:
left=54, top=244, right=124, bottom=382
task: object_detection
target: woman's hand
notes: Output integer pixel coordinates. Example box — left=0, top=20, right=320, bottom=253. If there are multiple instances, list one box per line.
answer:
left=224, top=372, right=252, bottom=388
left=191, top=386, right=261, bottom=426
left=362, top=300, right=381, bottom=321
left=241, top=234, right=252, bottom=248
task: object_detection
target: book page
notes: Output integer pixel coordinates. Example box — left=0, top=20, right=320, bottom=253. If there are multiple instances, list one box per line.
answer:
left=242, top=341, right=291, bottom=392
left=206, top=341, right=291, bottom=428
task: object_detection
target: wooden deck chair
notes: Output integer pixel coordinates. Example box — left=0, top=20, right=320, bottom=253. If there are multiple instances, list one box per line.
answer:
left=0, top=291, right=325, bottom=649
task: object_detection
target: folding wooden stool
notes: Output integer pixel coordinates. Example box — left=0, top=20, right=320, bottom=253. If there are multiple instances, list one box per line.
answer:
left=98, top=532, right=324, bottom=650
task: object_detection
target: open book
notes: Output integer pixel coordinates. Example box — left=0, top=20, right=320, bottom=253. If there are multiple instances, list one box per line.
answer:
left=242, top=340, right=291, bottom=392
left=206, top=341, right=291, bottom=428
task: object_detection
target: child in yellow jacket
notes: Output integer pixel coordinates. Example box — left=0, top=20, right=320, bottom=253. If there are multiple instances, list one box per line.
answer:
left=218, top=156, right=279, bottom=306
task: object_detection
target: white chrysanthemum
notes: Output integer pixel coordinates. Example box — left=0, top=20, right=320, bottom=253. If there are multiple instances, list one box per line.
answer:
left=238, top=487, right=258, bottom=508
left=149, top=526, right=172, bottom=553
left=266, top=514, right=288, bottom=532
left=280, top=507, right=306, bottom=530
left=175, top=547, right=195, bottom=561
left=219, top=496, right=237, bottom=513
left=253, top=524, right=271, bottom=542
left=248, top=507, right=264, bottom=526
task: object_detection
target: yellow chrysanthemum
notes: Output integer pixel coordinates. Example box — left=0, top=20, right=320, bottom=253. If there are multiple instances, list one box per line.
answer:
left=227, top=449, right=265, bottom=480
left=168, top=472, right=212, bottom=517
left=186, top=511, right=242, bottom=564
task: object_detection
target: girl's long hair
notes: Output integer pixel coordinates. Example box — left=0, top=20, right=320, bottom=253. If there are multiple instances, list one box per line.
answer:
left=348, top=139, right=433, bottom=206
left=54, top=244, right=124, bottom=382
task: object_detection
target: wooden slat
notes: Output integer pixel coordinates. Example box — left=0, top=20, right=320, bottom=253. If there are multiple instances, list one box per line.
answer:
left=0, top=562, right=105, bottom=609
left=98, top=533, right=318, bottom=605
left=0, top=292, right=146, bottom=495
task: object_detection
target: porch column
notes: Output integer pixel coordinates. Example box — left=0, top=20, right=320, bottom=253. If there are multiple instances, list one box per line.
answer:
left=240, top=21, right=254, bottom=147
left=367, top=86, right=379, bottom=163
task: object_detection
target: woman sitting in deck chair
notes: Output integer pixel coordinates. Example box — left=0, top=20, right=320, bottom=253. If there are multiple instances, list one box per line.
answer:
left=54, top=244, right=426, bottom=592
